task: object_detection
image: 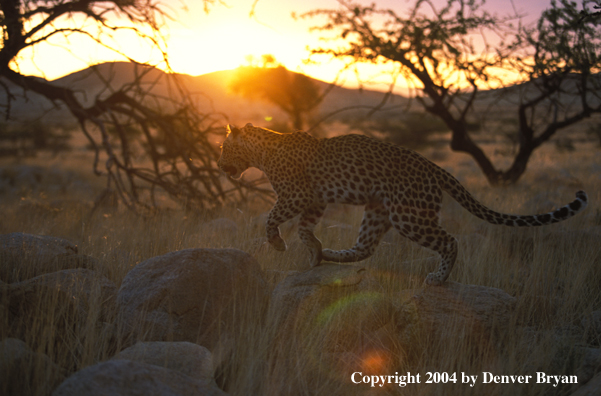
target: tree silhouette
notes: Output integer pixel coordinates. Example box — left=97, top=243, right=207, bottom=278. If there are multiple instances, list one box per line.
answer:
left=0, top=0, right=268, bottom=210
left=230, top=57, right=325, bottom=130
left=304, top=0, right=601, bottom=185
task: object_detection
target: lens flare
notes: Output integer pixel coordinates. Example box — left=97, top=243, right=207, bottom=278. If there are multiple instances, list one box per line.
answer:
left=361, top=349, right=392, bottom=375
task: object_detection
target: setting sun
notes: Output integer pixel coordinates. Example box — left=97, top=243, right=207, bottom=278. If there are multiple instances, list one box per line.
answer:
left=166, top=15, right=310, bottom=76
left=9, top=0, right=553, bottom=90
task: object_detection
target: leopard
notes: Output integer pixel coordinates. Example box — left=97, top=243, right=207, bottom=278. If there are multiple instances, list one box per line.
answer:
left=218, top=123, right=588, bottom=286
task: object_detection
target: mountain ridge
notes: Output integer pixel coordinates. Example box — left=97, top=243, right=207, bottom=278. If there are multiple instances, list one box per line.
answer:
left=1, top=61, right=409, bottom=127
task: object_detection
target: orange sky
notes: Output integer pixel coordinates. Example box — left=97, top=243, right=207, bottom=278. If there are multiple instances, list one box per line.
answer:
left=12, top=0, right=555, bottom=91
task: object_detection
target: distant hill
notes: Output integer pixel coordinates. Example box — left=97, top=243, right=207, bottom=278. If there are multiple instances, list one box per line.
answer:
left=3, top=62, right=596, bottom=141
left=0, top=62, right=410, bottom=128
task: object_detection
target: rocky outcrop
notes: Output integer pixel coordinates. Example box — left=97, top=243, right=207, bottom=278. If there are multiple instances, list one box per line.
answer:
left=0, top=233, right=101, bottom=283
left=112, top=341, right=215, bottom=383
left=0, top=338, right=66, bottom=396
left=3, top=269, right=117, bottom=369
left=52, top=359, right=227, bottom=396
left=5, top=268, right=117, bottom=326
left=582, top=310, right=601, bottom=345
left=577, top=347, right=601, bottom=387
left=264, top=266, right=518, bottom=393
left=408, top=281, right=517, bottom=346
left=570, top=372, right=601, bottom=396
left=264, top=264, right=398, bottom=394
left=267, top=263, right=385, bottom=341
left=116, top=248, right=269, bottom=350
left=1, top=232, right=591, bottom=396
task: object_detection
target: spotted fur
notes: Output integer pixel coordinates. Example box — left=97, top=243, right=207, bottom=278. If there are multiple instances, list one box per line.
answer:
left=218, top=123, right=588, bottom=286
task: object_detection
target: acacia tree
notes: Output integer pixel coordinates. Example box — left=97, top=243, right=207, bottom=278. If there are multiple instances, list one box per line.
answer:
left=304, top=0, right=601, bottom=185
left=230, top=55, right=326, bottom=130
left=0, top=0, right=267, bottom=210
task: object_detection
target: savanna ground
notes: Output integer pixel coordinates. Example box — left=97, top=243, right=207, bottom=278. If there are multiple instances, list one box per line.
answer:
left=0, top=122, right=600, bottom=396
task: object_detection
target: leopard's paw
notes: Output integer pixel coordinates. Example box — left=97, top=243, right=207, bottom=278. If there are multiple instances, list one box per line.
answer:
left=425, top=272, right=444, bottom=286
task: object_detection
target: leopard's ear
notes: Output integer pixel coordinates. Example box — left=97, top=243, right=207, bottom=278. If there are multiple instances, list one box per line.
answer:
left=226, top=124, right=241, bottom=139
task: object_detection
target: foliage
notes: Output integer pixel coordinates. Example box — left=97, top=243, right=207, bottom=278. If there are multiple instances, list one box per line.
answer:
left=0, top=121, right=71, bottom=156
left=304, top=0, right=601, bottom=185
left=230, top=59, right=325, bottom=130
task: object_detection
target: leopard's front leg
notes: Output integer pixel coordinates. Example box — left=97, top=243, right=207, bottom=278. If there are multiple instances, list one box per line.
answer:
left=265, top=195, right=308, bottom=252
left=266, top=205, right=287, bottom=251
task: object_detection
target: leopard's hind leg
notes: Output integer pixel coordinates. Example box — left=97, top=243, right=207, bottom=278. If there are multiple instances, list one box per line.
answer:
left=388, top=210, right=458, bottom=286
left=299, top=203, right=326, bottom=267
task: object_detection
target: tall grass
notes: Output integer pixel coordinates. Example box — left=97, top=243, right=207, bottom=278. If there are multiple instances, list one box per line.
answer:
left=0, top=141, right=599, bottom=396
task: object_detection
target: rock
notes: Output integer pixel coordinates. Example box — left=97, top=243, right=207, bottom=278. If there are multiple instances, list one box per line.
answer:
left=52, top=359, right=227, bottom=396
left=112, top=341, right=214, bottom=383
left=582, top=311, right=601, bottom=344
left=577, top=348, right=601, bottom=385
left=6, top=268, right=117, bottom=324
left=117, top=248, right=269, bottom=350
left=264, top=269, right=298, bottom=284
left=267, top=264, right=387, bottom=339
left=409, top=282, right=516, bottom=348
left=0, top=338, right=66, bottom=396
left=5, top=269, right=118, bottom=369
left=517, top=327, right=589, bottom=384
left=570, top=372, right=601, bottom=396
left=265, top=264, right=397, bottom=392
left=0, top=232, right=101, bottom=283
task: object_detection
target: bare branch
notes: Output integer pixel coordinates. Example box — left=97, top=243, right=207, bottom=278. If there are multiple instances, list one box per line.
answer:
left=304, top=0, right=601, bottom=185
left=0, top=0, right=266, bottom=210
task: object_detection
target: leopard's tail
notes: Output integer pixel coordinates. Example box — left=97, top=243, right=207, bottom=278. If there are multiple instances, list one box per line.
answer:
left=439, top=171, right=588, bottom=226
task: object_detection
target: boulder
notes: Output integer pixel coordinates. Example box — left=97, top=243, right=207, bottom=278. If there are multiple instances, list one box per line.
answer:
left=582, top=310, right=601, bottom=344
left=4, top=269, right=118, bottom=369
left=52, top=359, right=227, bottom=396
left=267, top=264, right=383, bottom=337
left=116, top=248, right=269, bottom=350
left=570, top=372, right=601, bottom=396
left=577, top=348, right=601, bottom=385
left=112, top=341, right=214, bottom=383
left=5, top=268, right=117, bottom=325
left=264, top=264, right=398, bottom=393
left=0, top=232, right=101, bottom=283
left=404, top=281, right=517, bottom=351
left=0, top=338, right=66, bottom=396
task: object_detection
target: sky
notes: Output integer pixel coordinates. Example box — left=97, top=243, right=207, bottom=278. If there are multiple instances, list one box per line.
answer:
left=12, top=0, right=557, bottom=88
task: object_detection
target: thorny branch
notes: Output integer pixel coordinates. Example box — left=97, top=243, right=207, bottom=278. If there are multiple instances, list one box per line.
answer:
left=304, top=0, right=601, bottom=185
left=1, top=0, right=268, bottom=211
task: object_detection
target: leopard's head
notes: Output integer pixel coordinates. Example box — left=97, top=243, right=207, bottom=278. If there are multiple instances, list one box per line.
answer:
left=218, top=124, right=251, bottom=179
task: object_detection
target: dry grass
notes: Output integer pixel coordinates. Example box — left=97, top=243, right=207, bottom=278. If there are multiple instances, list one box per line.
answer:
left=0, top=140, right=600, bottom=396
